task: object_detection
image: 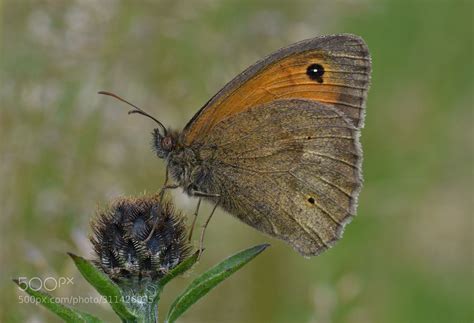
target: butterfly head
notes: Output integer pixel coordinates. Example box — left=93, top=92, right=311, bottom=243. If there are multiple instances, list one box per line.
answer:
left=153, top=128, right=180, bottom=159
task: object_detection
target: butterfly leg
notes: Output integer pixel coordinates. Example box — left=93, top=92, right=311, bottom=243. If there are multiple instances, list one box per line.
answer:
left=158, top=166, right=180, bottom=202
left=192, top=190, right=220, bottom=198
left=144, top=168, right=180, bottom=243
left=198, top=200, right=220, bottom=258
left=187, top=198, right=202, bottom=241
left=145, top=194, right=181, bottom=243
left=158, top=183, right=180, bottom=200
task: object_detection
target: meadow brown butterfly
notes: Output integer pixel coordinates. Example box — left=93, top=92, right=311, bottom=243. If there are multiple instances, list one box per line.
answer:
left=101, top=34, right=371, bottom=256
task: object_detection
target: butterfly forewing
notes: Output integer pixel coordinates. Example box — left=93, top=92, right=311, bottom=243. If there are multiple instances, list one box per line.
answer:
left=183, top=34, right=371, bottom=146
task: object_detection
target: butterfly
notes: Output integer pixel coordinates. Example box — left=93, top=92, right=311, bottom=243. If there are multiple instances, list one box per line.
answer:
left=100, top=34, right=371, bottom=256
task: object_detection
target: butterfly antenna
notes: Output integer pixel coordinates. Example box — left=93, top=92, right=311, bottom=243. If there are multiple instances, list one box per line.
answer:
left=98, top=91, right=167, bottom=136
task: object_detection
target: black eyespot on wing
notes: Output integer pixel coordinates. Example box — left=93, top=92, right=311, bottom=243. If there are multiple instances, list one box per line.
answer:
left=308, top=197, right=315, bottom=204
left=306, top=63, right=324, bottom=83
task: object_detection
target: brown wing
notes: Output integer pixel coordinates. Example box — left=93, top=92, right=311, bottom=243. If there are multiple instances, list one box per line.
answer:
left=182, top=34, right=371, bottom=145
left=201, top=99, right=362, bottom=256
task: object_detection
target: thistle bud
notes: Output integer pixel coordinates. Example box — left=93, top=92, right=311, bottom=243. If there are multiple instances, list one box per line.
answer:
left=90, top=194, right=191, bottom=288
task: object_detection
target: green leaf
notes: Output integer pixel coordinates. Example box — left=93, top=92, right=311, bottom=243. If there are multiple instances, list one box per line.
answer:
left=13, top=279, right=102, bottom=323
left=159, top=251, right=200, bottom=288
left=67, top=253, right=137, bottom=322
left=165, top=244, right=270, bottom=323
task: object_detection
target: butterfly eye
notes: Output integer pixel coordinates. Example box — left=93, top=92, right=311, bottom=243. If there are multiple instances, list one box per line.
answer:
left=161, top=136, right=174, bottom=151
left=306, top=63, right=325, bottom=83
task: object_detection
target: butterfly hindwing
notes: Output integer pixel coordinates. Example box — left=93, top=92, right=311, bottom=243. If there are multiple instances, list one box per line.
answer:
left=199, top=99, right=361, bottom=256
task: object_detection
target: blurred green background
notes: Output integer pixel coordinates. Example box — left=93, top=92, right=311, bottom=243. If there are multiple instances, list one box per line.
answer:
left=1, top=0, right=472, bottom=322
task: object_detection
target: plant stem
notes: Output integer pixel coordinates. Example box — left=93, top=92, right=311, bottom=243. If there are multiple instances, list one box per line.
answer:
left=122, top=286, right=161, bottom=323
left=137, top=303, right=158, bottom=323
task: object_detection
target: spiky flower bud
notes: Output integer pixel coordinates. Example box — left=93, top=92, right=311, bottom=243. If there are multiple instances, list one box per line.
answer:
left=90, top=194, right=192, bottom=288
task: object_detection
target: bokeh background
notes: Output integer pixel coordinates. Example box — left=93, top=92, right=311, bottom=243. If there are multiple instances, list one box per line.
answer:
left=1, top=0, right=472, bottom=322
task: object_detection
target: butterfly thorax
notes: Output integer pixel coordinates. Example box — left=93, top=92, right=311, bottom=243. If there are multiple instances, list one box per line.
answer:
left=153, top=128, right=215, bottom=196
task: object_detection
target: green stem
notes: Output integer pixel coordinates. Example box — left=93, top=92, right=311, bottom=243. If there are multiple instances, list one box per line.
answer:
left=122, top=301, right=158, bottom=323
left=136, top=302, right=158, bottom=323
left=122, top=286, right=161, bottom=323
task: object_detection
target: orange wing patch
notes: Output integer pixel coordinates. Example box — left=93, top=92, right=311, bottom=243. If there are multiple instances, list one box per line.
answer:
left=183, top=34, right=371, bottom=145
